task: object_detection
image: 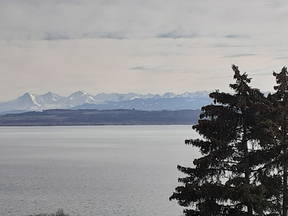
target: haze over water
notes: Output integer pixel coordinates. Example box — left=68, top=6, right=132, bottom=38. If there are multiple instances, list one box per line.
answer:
left=0, top=126, right=199, bottom=216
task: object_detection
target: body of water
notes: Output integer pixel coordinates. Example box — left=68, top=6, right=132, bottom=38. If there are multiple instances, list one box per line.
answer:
left=0, top=126, right=199, bottom=216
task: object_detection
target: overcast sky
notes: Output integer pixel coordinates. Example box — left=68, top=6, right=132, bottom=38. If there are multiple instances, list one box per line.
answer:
left=0, top=0, right=288, bottom=100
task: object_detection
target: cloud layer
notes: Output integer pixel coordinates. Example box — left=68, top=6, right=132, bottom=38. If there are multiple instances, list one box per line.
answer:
left=0, top=0, right=288, bottom=100
left=1, top=0, right=288, bottom=40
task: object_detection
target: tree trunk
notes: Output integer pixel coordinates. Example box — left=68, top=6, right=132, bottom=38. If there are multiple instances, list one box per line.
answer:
left=283, top=117, right=287, bottom=216
left=282, top=103, right=288, bottom=216
left=283, top=161, right=287, bottom=216
left=243, top=122, right=253, bottom=215
left=244, top=152, right=253, bottom=215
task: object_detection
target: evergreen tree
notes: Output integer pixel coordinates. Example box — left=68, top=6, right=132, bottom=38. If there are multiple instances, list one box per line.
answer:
left=260, top=67, right=288, bottom=216
left=274, top=67, right=288, bottom=216
left=170, top=65, right=271, bottom=215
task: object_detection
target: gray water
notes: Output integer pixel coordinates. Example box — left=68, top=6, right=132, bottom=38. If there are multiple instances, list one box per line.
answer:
left=0, top=126, right=199, bottom=216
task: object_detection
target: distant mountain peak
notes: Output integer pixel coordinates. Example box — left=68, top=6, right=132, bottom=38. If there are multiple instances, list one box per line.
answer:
left=43, top=91, right=57, bottom=96
left=0, top=91, right=211, bottom=114
left=163, top=92, right=176, bottom=98
left=15, top=92, right=41, bottom=109
left=18, top=92, right=37, bottom=101
left=66, top=91, right=95, bottom=106
left=19, top=92, right=34, bottom=98
left=69, top=91, right=87, bottom=96
left=37, top=92, right=63, bottom=104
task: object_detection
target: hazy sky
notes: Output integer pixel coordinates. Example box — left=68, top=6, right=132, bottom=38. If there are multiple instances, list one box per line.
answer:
left=0, top=0, right=288, bottom=100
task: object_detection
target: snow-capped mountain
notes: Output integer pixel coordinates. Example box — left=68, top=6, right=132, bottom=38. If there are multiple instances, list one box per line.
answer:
left=0, top=91, right=97, bottom=113
left=75, top=94, right=211, bottom=111
left=34, top=92, right=64, bottom=109
left=0, top=93, right=42, bottom=113
left=93, top=93, right=150, bottom=103
left=64, top=91, right=97, bottom=108
left=0, top=91, right=211, bottom=114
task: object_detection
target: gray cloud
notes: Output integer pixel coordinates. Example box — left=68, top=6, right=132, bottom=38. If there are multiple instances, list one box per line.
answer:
left=223, top=53, right=256, bottom=58
left=1, top=0, right=288, bottom=40
left=0, top=0, right=287, bottom=100
left=251, top=72, right=273, bottom=76
left=130, top=66, right=152, bottom=71
left=157, top=31, right=200, bottom=39
left=43, top=32, right=71, bottom=41
left=130, top=65, right=175, bottom=73
left=225, top=34, right=251, bottom=39
left=213, top=44, right=254, bottom=48
left=129, top=64, right=194, bottom=73
left=275, top=56, right=288, bottom=60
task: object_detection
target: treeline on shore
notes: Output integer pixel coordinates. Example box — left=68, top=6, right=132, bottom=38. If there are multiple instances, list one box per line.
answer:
left=0, top=109, right=200, bottom=126
left=170, top=65, right=288, bottom=216
left=28, top=209, right=69, bottom=216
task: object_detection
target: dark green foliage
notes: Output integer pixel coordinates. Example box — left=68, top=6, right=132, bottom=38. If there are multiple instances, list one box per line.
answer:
left=260, top=67, right=288, bottom=216
left=170, top=65, right=274, bottom=215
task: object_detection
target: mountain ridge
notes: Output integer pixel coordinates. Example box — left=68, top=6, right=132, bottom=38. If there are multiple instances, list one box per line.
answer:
left=0, top=91, right=211, bottom=114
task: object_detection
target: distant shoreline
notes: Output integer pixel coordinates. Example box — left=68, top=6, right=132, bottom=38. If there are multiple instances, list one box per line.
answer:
left=0, top=123, right=193, bottom=127
left=0, top=109, right=200, bottom=126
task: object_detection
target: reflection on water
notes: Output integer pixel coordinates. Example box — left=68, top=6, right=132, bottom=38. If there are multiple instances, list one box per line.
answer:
left=0, top=126, right=199, bottom=216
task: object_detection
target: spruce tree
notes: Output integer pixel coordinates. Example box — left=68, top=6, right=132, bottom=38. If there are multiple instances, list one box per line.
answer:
left=170, top=65, right=270, bottom=215
left=275, top=67, right=288, bottom=216
left=261, top=66, right=288, bottom=216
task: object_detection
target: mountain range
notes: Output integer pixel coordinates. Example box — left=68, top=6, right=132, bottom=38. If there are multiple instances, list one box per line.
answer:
left=0, top=91, right=211, bottom=114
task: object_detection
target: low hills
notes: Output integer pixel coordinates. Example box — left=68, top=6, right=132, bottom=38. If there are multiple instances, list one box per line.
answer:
left=0, top=109, right=200, bottom=126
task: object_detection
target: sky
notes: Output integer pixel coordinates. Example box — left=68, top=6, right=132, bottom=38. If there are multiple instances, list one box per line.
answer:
left=0, top=0, right=288, bottom=100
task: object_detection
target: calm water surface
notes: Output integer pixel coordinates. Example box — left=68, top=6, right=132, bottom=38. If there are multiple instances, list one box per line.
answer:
left=0, top=126, right=199, bottom=216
